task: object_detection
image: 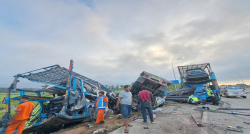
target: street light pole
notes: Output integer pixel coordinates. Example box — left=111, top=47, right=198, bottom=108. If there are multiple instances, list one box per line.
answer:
left=238, top=74, right=244, bottom=84
left=231, top=73, right=245, bottom=88
left=171, top=57, right=184, bottom=80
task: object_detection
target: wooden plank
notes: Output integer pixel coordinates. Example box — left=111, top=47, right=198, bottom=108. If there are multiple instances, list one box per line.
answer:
left=190, top=112, right=202, bottom=127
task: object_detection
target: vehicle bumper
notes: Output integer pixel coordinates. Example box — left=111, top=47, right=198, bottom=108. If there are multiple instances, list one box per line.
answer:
left=226, top=93, right=247, bottom=97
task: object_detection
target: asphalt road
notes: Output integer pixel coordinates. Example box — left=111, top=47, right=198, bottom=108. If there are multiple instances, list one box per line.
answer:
left=222, top=91, right=250, bottom=108
left=111, top=93, right=250, bottom=134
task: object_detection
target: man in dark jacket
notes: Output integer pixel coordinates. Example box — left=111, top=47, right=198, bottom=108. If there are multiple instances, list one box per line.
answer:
left=138, top=86, right=155, bottom=124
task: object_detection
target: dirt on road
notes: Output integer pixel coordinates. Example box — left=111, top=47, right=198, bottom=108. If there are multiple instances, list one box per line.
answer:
left=52, top=112, right=140, bottom=134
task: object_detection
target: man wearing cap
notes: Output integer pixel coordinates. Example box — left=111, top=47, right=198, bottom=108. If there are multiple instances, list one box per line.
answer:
left=6, top=95, right=34, bottom=134
left=95, top=91, right=109, bottom=125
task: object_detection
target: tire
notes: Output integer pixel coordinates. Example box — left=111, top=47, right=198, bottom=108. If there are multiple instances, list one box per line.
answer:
left=243, top=96, right=247, bottom=98
left=88, top=107, right=97, bottom=120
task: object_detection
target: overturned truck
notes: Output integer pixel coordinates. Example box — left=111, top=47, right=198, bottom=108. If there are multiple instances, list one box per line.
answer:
left=164, top=63, right=221, bottom=103
left=0, top=60, right=112, bottom=134
left=130, top=71, right=172, bottom=110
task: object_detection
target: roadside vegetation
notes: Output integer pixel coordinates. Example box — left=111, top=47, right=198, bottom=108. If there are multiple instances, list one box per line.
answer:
left=0, top=85, right=53, bottom=118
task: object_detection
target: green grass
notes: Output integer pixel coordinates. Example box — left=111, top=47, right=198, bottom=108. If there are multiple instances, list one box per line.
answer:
left=0, top=92, right=52, bottom=118
left=114, top=90, right=123, bottom=93
left=167, top=84, right=181, bottom=92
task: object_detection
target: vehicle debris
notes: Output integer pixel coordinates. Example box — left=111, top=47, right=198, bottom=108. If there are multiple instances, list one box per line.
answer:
left=130, top=71, right=172, bottom=110
left=0, top=60, right=112, bottom=134
left=165, top=87, right=195, bottom=96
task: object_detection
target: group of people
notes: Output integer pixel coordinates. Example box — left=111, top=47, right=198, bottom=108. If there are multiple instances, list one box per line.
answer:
left=95, top=85, right=155, bottom=133
left=6, top=85, right=155, bottom=134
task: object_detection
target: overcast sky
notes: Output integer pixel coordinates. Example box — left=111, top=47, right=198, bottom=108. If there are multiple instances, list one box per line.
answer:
left=0, top=0, right=250, bottom=88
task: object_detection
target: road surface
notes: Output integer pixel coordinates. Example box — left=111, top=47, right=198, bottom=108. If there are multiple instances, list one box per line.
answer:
left=110, top=93, right=250, bottom=134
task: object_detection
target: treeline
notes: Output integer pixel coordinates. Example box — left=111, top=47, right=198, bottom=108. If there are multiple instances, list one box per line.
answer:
left=0, top=82, right=136, bottom=93
left=104, top=82, right=134, bottom=91
left=0, top=88, right=8, bottom=93
left=0, top=87, right=36, bottom=93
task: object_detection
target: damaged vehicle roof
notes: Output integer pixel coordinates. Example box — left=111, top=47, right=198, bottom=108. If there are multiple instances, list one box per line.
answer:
left=18, top=64, right=111, bottom=92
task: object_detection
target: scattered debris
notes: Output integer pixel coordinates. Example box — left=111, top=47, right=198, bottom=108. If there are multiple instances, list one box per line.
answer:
left=244, top=122, right=250, bottom=125
left=143, top=127, right=149, bottom=129
left=92, top=128, right=107, bottom=134
left=190, top=112, right=202, bottom=127
left=226, top=126, right=243, bottom=133
left=133, top=115, right=143, bottom=121
left=219, top=101, right=231, bottom=108
left=152, top=108, right=164, bottom=113
left=153, top=114, right=156, bottom=119
left=173, top=111, right=183, bottom=115
left=165, top=100, right=178, bottom=104
left=117, top=114, right=123, bottom=119
left=87, top=124, right=94, bottom=128
left=195, top=107, right=250, bottom=116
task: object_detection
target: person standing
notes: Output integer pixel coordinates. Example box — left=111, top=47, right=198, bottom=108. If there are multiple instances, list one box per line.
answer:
left=95, top=91, right=109, bottom=125
left=6, top=95, right=34, bottom=134
left=116, top=85, right=134, bottom=133
left=138, top=86, right=155, bottom=124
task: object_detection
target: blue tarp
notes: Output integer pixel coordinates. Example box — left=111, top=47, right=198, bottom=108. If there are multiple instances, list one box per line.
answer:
left=170, top=80, right=179, bottom=84
left=194, top=84, right=209, bottom=100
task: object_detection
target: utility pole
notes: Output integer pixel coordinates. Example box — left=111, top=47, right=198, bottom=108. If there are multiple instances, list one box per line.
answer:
left=171, top=57, right=184, bottom=80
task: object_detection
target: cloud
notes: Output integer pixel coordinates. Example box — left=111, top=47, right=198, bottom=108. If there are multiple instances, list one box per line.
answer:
left=0, top=0, right=250, bottom=88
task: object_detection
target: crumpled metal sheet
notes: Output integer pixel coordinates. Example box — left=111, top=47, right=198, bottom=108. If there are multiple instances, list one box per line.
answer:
left=18, top=65, right=111, bottom=92
left=70, top=93, right=87, bottom=111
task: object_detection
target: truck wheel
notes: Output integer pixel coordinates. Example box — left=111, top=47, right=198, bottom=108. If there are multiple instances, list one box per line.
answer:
left=243, top=96, right=247, bottom=98
left=89, top=107, right=96, bottom=120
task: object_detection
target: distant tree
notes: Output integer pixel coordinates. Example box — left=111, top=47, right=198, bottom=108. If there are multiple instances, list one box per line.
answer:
left=120, top=85, right=124, bottom=90
left=111, top=85, right=115, bottom=90
left=41, top=85, right=49, bottom=95
left=116, top=85, right=119, bottom=90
